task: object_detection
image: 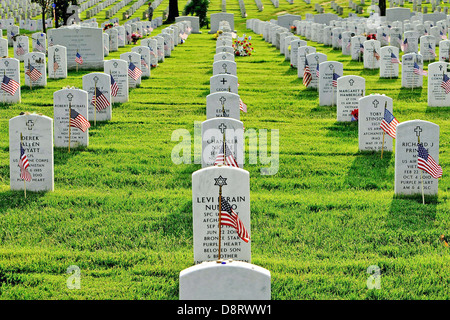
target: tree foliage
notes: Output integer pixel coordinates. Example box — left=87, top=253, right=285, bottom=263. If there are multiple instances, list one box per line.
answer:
left=184, top=0, right=209, bottom=28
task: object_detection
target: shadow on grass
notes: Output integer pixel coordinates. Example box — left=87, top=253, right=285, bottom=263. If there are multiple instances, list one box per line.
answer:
left=344, top=151, right=393, bottom=190
left=0, top=189, right=47, bottom=214
left=397, top=87, right=424, bottom=102
left=386, top=195, right=438, bottom=233
left=324, top=120, right=358, bottom=138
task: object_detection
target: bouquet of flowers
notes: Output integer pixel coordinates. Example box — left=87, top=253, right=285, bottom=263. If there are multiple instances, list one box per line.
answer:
left=213, top=30, right=223, bottom=40
left=232, top=35, right=254, bottom=57
left=103, top=23, right=114, bottom=31
left=351, top=109, right=359, bottom=121
left=290, top=25, right=296, bottom=33
left=131, top=33, right=142, bottom=45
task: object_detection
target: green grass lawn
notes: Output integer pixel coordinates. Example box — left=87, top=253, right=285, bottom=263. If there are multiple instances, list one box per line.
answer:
left=0, top=0, right=449, bottom=300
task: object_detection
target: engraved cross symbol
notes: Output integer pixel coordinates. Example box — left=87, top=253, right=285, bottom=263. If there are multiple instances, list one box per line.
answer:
left=372, top=99, right=379, bottom=108
left=219, top=123, right=227, bottom=134
left=26, top=120, right=34, bottom=130
left=349, top=79, right=354, bottom=86
left=219, top=96, right=226, bottom=105
left=67, top=93, right=73, bottom=102
left=414, top=126, right=422, bottom=137
left=220, top=78, right=227, bottom=85
left=439, top=64, right=443, bottom=71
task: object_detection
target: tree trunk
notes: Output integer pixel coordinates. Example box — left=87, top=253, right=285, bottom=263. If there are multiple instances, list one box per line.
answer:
left=165, top=0, right=179, bottom=23
left=42, top=9, right=46, bottom=33
left=379, top=0, right=386, bottom=16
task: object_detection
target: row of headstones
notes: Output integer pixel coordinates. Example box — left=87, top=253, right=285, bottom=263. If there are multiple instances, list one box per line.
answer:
left=246, top=15, right=442, bottom=197
left=0, top=0, right=40, bottom=20
left=255, top=0, right=264, bottom=12
left=179, top=17, right=271, bottom=301
left=7, top=19, right=194, bottom=194
left=104, top=0, right=134, bottom=19
left=238, top=0, right=247, bottom=18
left=85, top=0, right=119, bottom=19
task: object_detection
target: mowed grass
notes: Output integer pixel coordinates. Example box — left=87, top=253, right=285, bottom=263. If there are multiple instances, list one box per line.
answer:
left=0, top=1, right=449, bottom=300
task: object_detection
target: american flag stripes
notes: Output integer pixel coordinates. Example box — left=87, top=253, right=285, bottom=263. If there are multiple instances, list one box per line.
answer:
left=316, top=63, right=320, bottom=78
left=141, top=56, right=148, bottom=69
left=359, top=43, right=364, bottom=53
left=53, top=58, right=59, bottom=73
left=413, top=62, right=427, bottom=76
left=35, top=39, right=45, bottom=52
left=214, top=142, right=239, bottom=168
left=92, top=87, right=110, bottom=111
left=220, top=196, right=250, bottom=243
left=440, top=30, right=447, bottom=40
left=401, top=38, right=408, bottom=52
left=373, top=49, right=380, bottom=60
left=417, top=143, right=443, bottom=179
left=70, top=108, right=91, bottom=132
left=332, top=72, right=340, bottom=87
left=110, top=74, right=119, bottom=97
left=1, top=75, right=20, bottom=96
left=428, top=43, right=436, bottom=57
left=391, top=52, right=401, bottom=64
left=380, top=108, right=399, bottom=139
left=26, top=64, right=42, bottom=81
left=19, top=142, right=32, bottom=182
left=75, top=52, right=83, bottom=65
left=128, top=62, right=142, bottom=80
left=441, top=73, right=450, bottom=94
left=239, top=98, right=247, bottom=113
left=303, top=58, right=312, bottom=87
left=15, top=43, right=24, bottom=56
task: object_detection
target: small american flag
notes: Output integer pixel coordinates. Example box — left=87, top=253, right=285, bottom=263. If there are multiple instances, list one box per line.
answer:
left=413, top=62, right=427, bottom=76
left=380, top=108, right=399, bottom=139
left=346, top=39, right=351, bottom=50
left=110, top=74, right=119, bottom=97
left=303, top=58, right=312, bottom=87
left=214, top=141, right=239, bottom=168
left=401, top=38, right=408, bottom=52
left=220, top=196, right=250, bottom=243
left=428, top=43, right=436, bottom=57
left=26, top=64, right=42, bottom=82
left=337, top=34, right=342, bottom=46
left=391, top=52, right=401, bottom=64
left=373, top=49, right=380, bottom=61
left=332, top=72, right=340, bottom=87
left=53, top=56, right=59, bottom=73
left=70, top=108, right=91, bottom=132
left=19, top=142, right=32, bottom=182
left=440, top=30, right=447, bottom=40
left=140, top=56, right=148, bottom=69
left=441, top=73, right=450, bottom=94
left=35, top=39, right=45, bottom=52
left=92, top=87, right=110, bottom=111
left=15, top=43, right=25, bottom=56
left=382, top=32, right=388, bottom=42
left=75, top=52, right=83, bottom=65
left=359, top=43, right=364, bottom=53
left=239, top=98, right=247, bottom=113
left=316, top=63, right=320, bottom=78
left=128, top=62, right=142, bottom=81
left=417, top=143, right=442, bottom=179
left=1, top=75, right=20, bottom=96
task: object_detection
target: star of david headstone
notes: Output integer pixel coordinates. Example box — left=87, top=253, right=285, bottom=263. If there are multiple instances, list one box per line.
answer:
left=214, top=175, right=227, bottom=187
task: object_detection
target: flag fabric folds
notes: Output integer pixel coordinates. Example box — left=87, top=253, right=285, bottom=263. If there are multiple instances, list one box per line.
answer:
left=332, top=72, right=340, bottom=87
left=1, top=75, right=20, bottom=96
left=214, top=141, right=239, bottom=168
left=110, top=74, right=119, bottom=97
left=417, top=143, right=443, bottom=179
left=380, top=108, right=399, bottom=139
left=128, top=62, right=142, bottom=80
left=92, top=87, right=110, bottom=111
left=75, top=52, right=83, bottom=65
left=441, top=73, right=450, bottom=94
left=19, top=142, right=32, bottom=182
left=220, top=196, right=250, bottom=243
left=303, top=58, right=312, bottom=87
left=413, top=62, right=427, bottom=76
left=70, top=109, right=91, bottom=132
left=25, top=64, right=42, bottom=81
left=390, top=53, right=401, bottom=64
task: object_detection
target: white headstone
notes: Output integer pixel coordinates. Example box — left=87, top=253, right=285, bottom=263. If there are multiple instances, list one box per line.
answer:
left=82, top=72, right=112, bottom=122
left=318, top=61, right=343, bottom=106
left=394, top=120, right=440, bottom=195
left=380, top=46, right=401, bottom=78
left=0, top=58, right=21, bottom=103
left=53, top=88, right=89, bottom=148
left=336, top=75, right=365, bottom=122
left=358, top=94, right=394, bottom=152
left=192, top=166, right=250, bottom=263
left=401, top=53, right=425, bottom=88
left=131, top=46, right=151, bottom=78
left=206, top=92, right=241, bottom=120
left=9, top=114, right=54, bottom=192
left=23, top=52, right=46, bottom=87
left=210, top=74, right=239, bottom=94
left=120, top=52, right=142, bottom=88
left=427, top=61, right=450, bottom=106
left=48, top=45, right=68, bottom=79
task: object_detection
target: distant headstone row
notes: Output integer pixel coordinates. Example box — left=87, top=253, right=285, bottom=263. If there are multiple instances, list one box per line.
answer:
left=246, top=13, right=443, bottom=199
left=179, top=16, right=271, bottom=301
